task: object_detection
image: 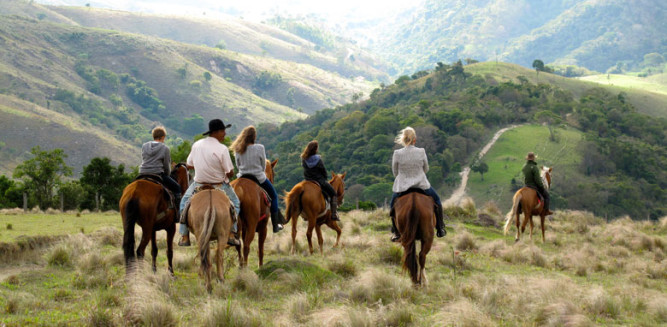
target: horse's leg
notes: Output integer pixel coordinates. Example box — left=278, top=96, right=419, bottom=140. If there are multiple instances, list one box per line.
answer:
left=540, top=214, right=546, bottom=243
left=529, top=216, right=534, bottom=241
left=258, top=222, right=267, bottom=267
left=291, top=215, right=298, bottom=255
left=242, top=221, right=256, bottom=267
left=151, top=230, right=158, bottom=273
left=315, top=224, right=324, bottom=255
left=515, top=210, right=521, bottom=242
left=325, top=220, right=342, bottom=248
left=166, top=223, right=175, bottom=276
left=216, top=236, right=224, bottom=282
left=136, top=224, right=152, bottom=260
left=419, top=238, right=433, bottom=286
left=306, top=219, right=316, bottom=255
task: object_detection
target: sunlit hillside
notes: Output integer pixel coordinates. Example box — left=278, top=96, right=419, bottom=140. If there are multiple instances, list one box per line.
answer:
left=1, top=209, right=666, bottom=326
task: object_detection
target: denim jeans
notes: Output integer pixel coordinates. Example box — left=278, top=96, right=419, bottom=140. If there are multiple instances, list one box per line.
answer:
left=179, top=182, right=240, bottom=236
left=390, top=187, right=442, bottom=208
left=259, top=179, right=279, bottom=214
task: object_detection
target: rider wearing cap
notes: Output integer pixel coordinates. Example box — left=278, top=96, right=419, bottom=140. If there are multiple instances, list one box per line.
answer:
left=522, top=152, right=552, bottom=215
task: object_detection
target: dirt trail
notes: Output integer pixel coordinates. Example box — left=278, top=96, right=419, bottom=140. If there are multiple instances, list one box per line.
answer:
left=443, top=125, right=519, bottom=207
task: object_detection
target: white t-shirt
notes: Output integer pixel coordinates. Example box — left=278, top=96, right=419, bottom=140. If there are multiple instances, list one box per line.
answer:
left=187, top=137, right=234, bottom=184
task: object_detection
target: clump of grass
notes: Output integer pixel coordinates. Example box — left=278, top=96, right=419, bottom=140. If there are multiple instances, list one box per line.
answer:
left=378, top=243, right=403, bottom=265
left=583, top=288, right=620, bottom=318
left=383, top=303, right=414, bottom=327
left=479, top=239, right=507, bottom=258
left=482, top=201, right=501, bottom=216
left=346, top=307, right=374, bottom=327
left=201, top=299, right=262, bottom=327
left=349, top=269, right=414, bottom=304
left=106, top=251, right=125, bottom=267
left=5, top=294, right=21, bottom=314
left=95, top=227, right=122, bottom=247
left=139, top=302, right=178, bottom=327
left=98, top=289, right=122, bottom=307
left=5, top=274, right=19, bottom=285
left=327, top=255, right=357, bottom=278
left=437, top=299, right=494, bottom=327
left=648, top=298, right=667, bottom=323
left=86, top=306, right=116, bottom=327
left=438, top=248, right=471, bottom=271
left=288, top=293, right=311, bottom=322
left=123, top=270, right=179, bottom=327
left=47, top=245, right=72, bottom=267
left=78, top=252, right=106, bottom=274
left=524, top=245, right=548, bottom=268
left=532, top=302, right=591, bottom=327
left=232, top=268, right=263, bottom=298
left=455, top=231, right=477, bottom=251
left=6, top=223, right=12, bottom=230
left=53, top=288, right=72, bottom=301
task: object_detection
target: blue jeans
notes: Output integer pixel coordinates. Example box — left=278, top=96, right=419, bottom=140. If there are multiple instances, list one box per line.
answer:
left=390, top=187, right=441, bottom=208
left=259, top=179, right=279, bottom=214
left=179, top=182, right=240, bottom=236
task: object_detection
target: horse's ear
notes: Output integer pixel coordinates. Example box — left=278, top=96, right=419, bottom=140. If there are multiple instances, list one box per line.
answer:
left=331, top=171, right=336, bottom=179
left=271, top=159, right=278, bottom=168
left=341, top=172, right=347, bottom=180
left=540, top=165, right=544, bottom=170
left=548, top=167, right=553, bottom=172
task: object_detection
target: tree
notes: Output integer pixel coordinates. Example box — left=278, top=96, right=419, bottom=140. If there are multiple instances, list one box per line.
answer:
left=13, top=147, right=72, bottom=209
left=0, top=175, right=19, bottom=208
left=534, top=110, right=563, bottom=141
left=80, top=157, right=132, bottom=211
left=203, top=71, right=212, bottom=82
left=532, top=59, right=545, bottom=77
left=471, top=161, right=489, bottom=181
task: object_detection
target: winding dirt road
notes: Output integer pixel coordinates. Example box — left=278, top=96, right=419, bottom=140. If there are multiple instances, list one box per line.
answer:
left=443, top=125, right=519, bottom=207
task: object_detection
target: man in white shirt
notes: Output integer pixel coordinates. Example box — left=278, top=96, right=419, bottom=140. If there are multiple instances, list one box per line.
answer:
left=178, top=119, right=241, bottom=246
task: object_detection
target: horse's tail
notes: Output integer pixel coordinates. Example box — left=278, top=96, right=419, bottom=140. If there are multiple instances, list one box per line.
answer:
left=199, top=191, right=216, bottom=272
left=122, top=197, right=140, bottom=267
left=401, top=195, right=420, bottom=284
left=284, top=185, right=303, bottom=225
left=504, top=191, right=522, bottom=235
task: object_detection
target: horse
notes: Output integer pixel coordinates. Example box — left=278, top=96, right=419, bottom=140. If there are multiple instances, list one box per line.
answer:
left=120, top=163, right=189, bottom=275
left=285, top=172, right=346, bottom=255
left=230, top=159, right=278, bottom=267
left=395, top=192, right=435, bottom=286
left=503, top=166, right=553, bottom=243
left=186, top=186, right=238, bottom=293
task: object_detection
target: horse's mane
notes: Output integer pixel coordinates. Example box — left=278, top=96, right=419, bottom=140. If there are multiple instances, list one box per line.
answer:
left=541, top=166, right=551, bottom=190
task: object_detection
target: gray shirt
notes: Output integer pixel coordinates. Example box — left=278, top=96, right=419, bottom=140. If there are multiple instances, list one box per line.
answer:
left=392, top=145, right=431, bottom=193
left=140, top=141, right=171, bottom=175
left=235, top=144, right=267, bottom=183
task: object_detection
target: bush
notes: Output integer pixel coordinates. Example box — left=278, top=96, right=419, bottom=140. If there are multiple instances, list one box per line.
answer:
left=47, top=245, right=72, bottom=267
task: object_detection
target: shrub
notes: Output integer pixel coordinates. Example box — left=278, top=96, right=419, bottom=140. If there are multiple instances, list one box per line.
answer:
left=47, top=245, right=72, bottom=267
left=6, top=223, right=12, bottom=230
left=378, top=244, right=403, bottom=265
left=201, top=299, right=262, bottom=327
left=232, top=269, right=262, bottom=298
left=455, top=232, right=477, bottom=251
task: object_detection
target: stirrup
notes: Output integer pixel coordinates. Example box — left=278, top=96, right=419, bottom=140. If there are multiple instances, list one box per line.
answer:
left=390, top=233, right=400, bottom=242
left=272, top=223, right=283, bottom=233
left=178, top=235, right=190, bottom=247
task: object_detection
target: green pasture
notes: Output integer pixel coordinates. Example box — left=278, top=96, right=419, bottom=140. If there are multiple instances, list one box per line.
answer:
left=578, top=74, right=667, bottom=96
left=0, top=212, right=120, bottom=243
left=466, top=124, right=583, bottom=211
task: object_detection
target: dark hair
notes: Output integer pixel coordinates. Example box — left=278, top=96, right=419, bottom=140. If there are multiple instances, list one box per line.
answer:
left=300, top=140, right=319, bottom=159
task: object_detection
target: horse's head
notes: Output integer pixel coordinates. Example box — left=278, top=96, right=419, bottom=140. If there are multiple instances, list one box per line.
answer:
left=330, top=172, right=346, bottom=204
left=171, top=163, right=190, bottom=191
left=265, top=159, right=278, bottom=183
left=541, top=166, right=553, bottom=190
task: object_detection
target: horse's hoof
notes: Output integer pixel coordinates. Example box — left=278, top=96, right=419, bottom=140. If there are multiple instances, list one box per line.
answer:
left=514, top=238, right=519, bottom=243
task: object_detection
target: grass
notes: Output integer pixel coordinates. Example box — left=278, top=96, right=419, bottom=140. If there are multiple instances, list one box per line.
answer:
left=465, top=62, right=667, bottom=118
left=1, top=209, right=666, bottom=326
left=0, top=212, right=120, bottom=243
left=465, top=124, right=584, bottom=212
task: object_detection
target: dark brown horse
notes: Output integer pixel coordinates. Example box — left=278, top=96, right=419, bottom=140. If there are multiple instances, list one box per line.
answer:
left=120, top=164, right=189, bottom=275
left=395, top=192, right=434, bottom=285
left=186, top=187, right=237, bottom=293
left=230, top=159, right=278, bottom=267
left=503, top=166, right=553, bottom=242
left=285, top=172, right=346, bottom=255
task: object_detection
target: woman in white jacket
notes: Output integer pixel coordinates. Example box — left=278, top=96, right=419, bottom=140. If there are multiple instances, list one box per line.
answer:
left=390, top=127, right=446, bottom=242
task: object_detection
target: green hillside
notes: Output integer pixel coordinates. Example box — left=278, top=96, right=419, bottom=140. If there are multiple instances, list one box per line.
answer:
left=375, top=0, right=667, bottom=75
left=262, top=61, right=666, bottom=219
left=465, top=125, right=584, bottom=212
left=465, top=62, right=667, bottom=118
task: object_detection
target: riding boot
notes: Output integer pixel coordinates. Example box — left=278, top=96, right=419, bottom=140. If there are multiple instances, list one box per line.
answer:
left=227, top=217, right=241, bottom=246
left=435, top=204, right=446, bottom=238
left=330, top=196, right=340, bottom=221
left=543, top=196, right=553, bottom=215
left=178, top=200, right=191, bottom=247
left=271, top=210, right=284, bottom=233
left=390, top=207, right=400, bottom=242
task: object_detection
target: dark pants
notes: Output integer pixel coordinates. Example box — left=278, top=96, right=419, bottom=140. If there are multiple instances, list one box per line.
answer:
left=259, top=179, right=279, bottom=214
left=161, top=173, right=182, bottom=196
left=312, top=179, right=336, bottom=200
left=390, top=187, right=441, bottom=209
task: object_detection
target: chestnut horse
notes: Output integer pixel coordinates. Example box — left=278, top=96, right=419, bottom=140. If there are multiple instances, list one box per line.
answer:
left=186, top=187, right=238, bottom=293
left=503, top=166, right=553, bottom=242
left=285, top=172, right=346, bottom=255
left=120, top=163, right=189, bottom=275
left=395, top=192, right=434, bottom=286
left=230, top=159, right=278, bottom=267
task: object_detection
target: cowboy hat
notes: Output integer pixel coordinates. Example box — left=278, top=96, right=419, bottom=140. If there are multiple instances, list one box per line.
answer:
left=203, top=119, right=231, bottom=135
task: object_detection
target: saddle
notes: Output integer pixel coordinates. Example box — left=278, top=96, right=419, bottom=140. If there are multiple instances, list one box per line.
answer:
left=239, top=175, right=271, bottom=207
left=135, top=174, right=176, bottom=209
left=180, top=184, right=237, bottom=227
left=304, top=180, right=331, bottom=220
left=390, top=188, right=434, bottom=219
left=525, top=186, right=544, bottom=205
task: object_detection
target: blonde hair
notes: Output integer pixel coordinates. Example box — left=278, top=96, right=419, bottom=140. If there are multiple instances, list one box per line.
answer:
left=395, top=127, right=416, bottom=147
left=230, top=126, right=257, bottom=154
left=152, top=126, right=166, bottom=140
left=301, top=140, right=319, bottom=159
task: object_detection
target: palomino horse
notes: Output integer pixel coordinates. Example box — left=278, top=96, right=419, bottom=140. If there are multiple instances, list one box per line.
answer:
left=186, top=186, right=239, bottom=293
left=230, top=159, right=278, bottom=267
left=120, top=163, right=189, bottom=275
left=395, top=192, right=435, bottom=286
left=503, top=166, right=553, bottom=242
left=285, top=172, right=346, bottom=255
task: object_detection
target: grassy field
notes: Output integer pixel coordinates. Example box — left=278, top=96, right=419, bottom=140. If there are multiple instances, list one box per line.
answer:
left=465, top=62, right=667, bottom=118
left=578, top=74, right=667, bottom=96
left=1, top=208, right=666, bottom=326
left=465, top=124, right=584, bottom=212
left=0, top=211, right=120, bottom=243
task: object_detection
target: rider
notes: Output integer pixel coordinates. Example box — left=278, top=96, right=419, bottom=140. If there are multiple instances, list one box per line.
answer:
left=139, top=126, right=182, bottom=211
left=522, top=152, right=552, bottom=215
left=301, top=140, right=340, bottom=221
left=389, top=127, right=446, bottom=242
left=230, top=125, right=285, bottom=233
left=178, top=119, right=241, bottom=247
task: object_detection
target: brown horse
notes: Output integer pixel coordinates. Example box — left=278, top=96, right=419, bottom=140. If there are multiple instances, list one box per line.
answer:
left=120, top=164, right=189, bottom=275
left=503, top=166, right=553, bottom=242
left=230, top=159, right=278, bottom=267
left=186, top=187, right=239, bottom=293
left=395, top=192, right=435, bottom=285
left=285, top=172, right=346, bottom=255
